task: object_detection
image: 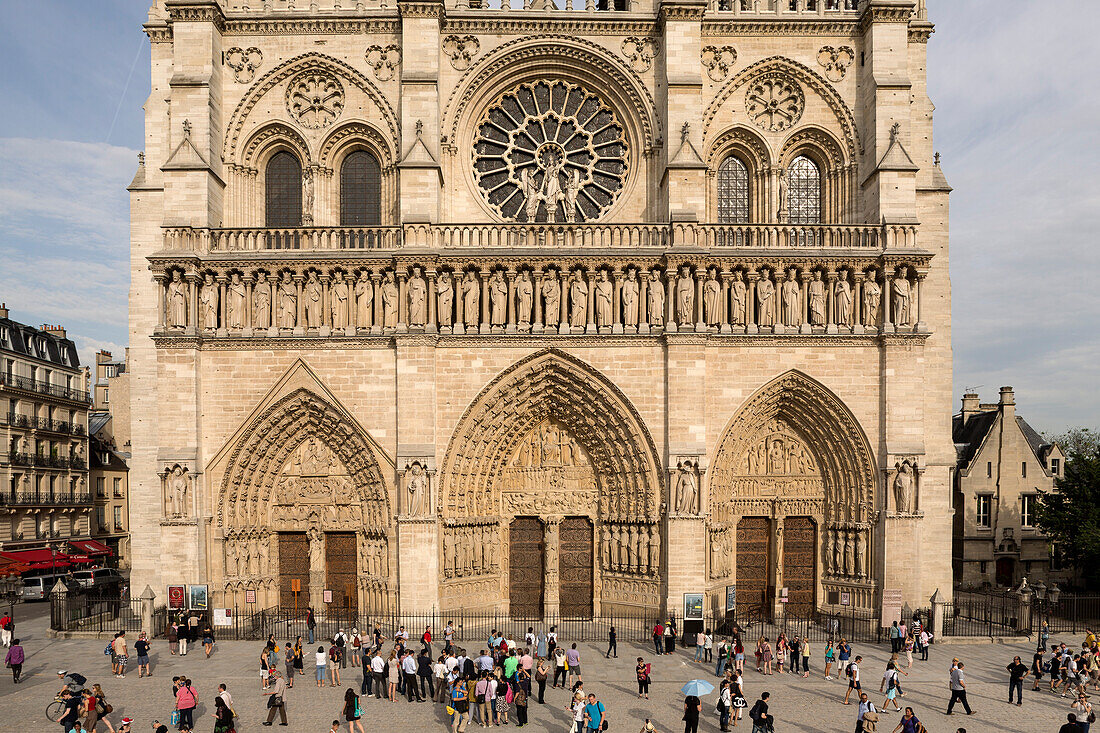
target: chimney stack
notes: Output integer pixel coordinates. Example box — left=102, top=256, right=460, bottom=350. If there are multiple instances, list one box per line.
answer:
left=960, top=392, right=980, bottom=423
left=0, top=302, right=8, bottom=319
left=41, top=324, right=67, bottom=339
left=999, top=386, right=1016, bottom=418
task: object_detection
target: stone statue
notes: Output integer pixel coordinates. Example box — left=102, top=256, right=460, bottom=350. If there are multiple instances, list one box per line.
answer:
left=278, top=271, right=297, bottom=329
left=781, top=268, right=801, bottom=327
left=227, top=272, right=246, bottom=330
left=443, top=530, right=456, bottom=577
left=541, top=153, right=564, bottom=222
left=253, top=275, right=272, bottom=329
left=675, top=265, right=694, bottom=325
left=437, top=272, right=454, bottom=327
left=406, top=462, right=428, bottom=516
left=648, top=525, right=659, bottom=574
left=563, top=169, right=581, bottom=223
left=730, top=272, right=746, bottom=325
left=546, top=530, right=558, bottom=570
left=844, top=531, right=854, bottom=576
left=304, top=272, right=323, bottom=328
left=331, top=272, right=350, bottom=328
left=674, top=462, right=699, bottom=514
left=408, top=266, right=427, bottom=327
left=516, top=271, right=533, bottom=327
left=166, top=270, right=189, bottom=328
left=600, top=525, right=612, bottom=568
left=703, top=269, right=721, bottom=327
left=522, top=168, right=540, bottom=222
left=894, top=462, right=915, bottom=514
left=542, top=271, right=560, bottom=325
left=489, top=271, right=507, bottom=326
left=862, top=270, right=881, bottom=327
left=621, top=267, right=639, bottom=327
left=569, top=271, right=587, bottom=328
left=648, top=270, right=665, bottom=327
left=594, top=270, right=613, bottom=327
left=302, top=167, right=314, bottom=224
left=355, top=272, right=374, bottom=328
left=892, top=266, right=912, bottom=326
left=199, top=273, right=218, bottom=330
left=381, top=271, right=399, bottom=329
left=824, top=530, right=835, bottom=576
left=777, top=167, right=789, bottom=219
left=855, top=530, right=866, bottom=578
left=462, top=272, right=480, bottom=328
left=756, top=270, right=775, bottom=326
left=808, top=270, right=826, bottom=326
left=835, top=270, right=852, bottom=327
left=308, top=526, right=324, bottom=568
left=168, top=466, right=188, bottom=517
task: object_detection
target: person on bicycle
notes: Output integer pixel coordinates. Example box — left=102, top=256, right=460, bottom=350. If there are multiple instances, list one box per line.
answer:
left=58, top=670, right=88, bottom=695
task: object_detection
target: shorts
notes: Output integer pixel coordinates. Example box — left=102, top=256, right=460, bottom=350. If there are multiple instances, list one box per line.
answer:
left=261, top=669, right=270, bottom=680
left=849, top=680, right=860, bottom=690
left=570, top=664, right=581, bottom=675
left=137, top=655, right=149, bottom=666
left=317, top=666, right=327, bottom=681
left=117, top=654, right=128, bottom=664
left=203, top=637, right=214, bottom=645
left=735, top=654, right=744, bottom=661
left=887, top=688, right=896, bottom=700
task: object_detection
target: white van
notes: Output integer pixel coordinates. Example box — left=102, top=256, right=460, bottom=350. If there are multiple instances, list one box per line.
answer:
left=21, top=574, right=64, bottom=601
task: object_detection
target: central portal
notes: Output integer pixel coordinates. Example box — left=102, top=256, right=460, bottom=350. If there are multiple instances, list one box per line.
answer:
left=509, top=517, right=544, bottom=616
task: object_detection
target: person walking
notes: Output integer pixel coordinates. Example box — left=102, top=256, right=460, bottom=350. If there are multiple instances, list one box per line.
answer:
left=201, top=623, right=215, bottom=658
left=843, top=656, right=862, bottom=705
left=4, top=638, right=24, bottom=683
left=583, top=693, right=607, bottom=733
left=294, top=637, right=304, bottom=677
left=683, top=693, right=702, bottom=733
left=636, top=657, right=651, bottom=699
left=946, top=660, right=974, bottom=716
left=567, top=643, right=582, bottom=689
left=665, top=621, right=677, bottom=655
left=0, top=611, right=12, bottom=647
left=653, top=622, right=665, bottom=656
left=176, top=678, right=198, bottom=732
left=211, top=697, right=234, bottom=733
left=306, top=608, right=316, bottom=645
left=329, top=643, right=343, bottom=687
left=890, top=707, right=922, bottom=733
left=450, top=677, right=471, bottom=733
left=734, top=636, right=745, bottom=674
left=1007, top=655, right=1029, bottom=705
left=262, top=669, right=288, bottom=726
left=880, top=663, right=902, bottom=712
left=135, top=633, right=151, bottom=678
left=606, top=626, right=618, bottom=659
left=855, top=692, right=878, bottom=733
left=747, top=692, right=771, bottom=733
left=167, top=623, right=179, bottom=656
left=84, top=684, right=114, bottom=733
left=342, top=688, right=365, bottom=733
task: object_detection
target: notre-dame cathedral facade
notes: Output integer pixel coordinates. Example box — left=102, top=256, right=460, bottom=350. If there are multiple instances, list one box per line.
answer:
left=128, top=0, right=952, bottom=621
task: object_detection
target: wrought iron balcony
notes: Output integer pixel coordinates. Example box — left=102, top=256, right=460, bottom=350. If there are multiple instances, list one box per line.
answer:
left=0, top=373, right=90, bottom=404
left=0, top=492, right=92, bottom=506
left=0, top=413, right=78, bottom=434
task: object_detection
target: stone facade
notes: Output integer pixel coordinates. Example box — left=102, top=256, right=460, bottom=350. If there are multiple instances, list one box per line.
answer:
left=128, top=0, right=953, bottom=618
left=952, top=388, right=1069, bottom=589
left=0, top=306, right=92, bottom=552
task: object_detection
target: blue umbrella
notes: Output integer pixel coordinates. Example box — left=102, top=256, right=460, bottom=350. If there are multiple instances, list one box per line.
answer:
left=680, top=679, right=715, bottom=697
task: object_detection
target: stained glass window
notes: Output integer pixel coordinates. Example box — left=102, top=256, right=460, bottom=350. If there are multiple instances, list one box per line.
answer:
left=265, top=151, right=302, bottom=228
left=717, top=155, right=750, bottom=224
left=340, top=150, right=382, bottom=225
left=788, top=155, right=821, bottom=225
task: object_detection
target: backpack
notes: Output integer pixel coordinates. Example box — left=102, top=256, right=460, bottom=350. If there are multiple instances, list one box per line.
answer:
left=748, top=701, right=762, bottom=722
left=846, top=664, right=854, bottom=678
left=105, top=643, right=112, bottom=656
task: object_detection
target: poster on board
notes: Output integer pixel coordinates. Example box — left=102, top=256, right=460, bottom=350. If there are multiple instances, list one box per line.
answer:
left=683, top=593, right=704, bottom=621
left=167, top=585, right=186, bottom=610
left=188, top=584, right=209, bottom=611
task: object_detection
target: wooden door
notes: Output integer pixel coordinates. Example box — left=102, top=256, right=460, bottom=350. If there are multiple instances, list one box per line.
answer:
left=781, top=516, right=816, bottom=615
left=278, top=532, right=309, bottom=608
left=559, top=517, right=594, bottom=618
left=325, top=532, right=358, bottom=613
left=509, top=517, right=544, bottom=617
left=995, top=557, right=1015, bottom=588
left=736, top=516, right=770, bottom=615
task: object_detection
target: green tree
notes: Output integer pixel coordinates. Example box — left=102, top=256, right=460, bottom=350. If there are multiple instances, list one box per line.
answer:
left=1035, top=428, right=1100, bottom=582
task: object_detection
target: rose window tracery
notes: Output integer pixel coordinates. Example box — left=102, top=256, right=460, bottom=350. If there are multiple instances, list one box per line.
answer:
left=286, top=72, right=345, bottom=129
left=745, top=74, right=804, bottom=133
left=473, top=80, right=629, bottom=223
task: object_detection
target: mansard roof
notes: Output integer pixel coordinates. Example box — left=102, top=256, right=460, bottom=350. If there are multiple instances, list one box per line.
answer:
left=0, top=312, right=80, bottom=369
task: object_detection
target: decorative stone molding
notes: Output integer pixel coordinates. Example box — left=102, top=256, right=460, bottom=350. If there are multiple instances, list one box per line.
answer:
left=621, top=37, right=659, bottom=73
left=442, top=35, right=480, bottom=71
left=745, top=73, right=804, bottom=133
left=817, top=45, right=854, bottom=82
left=443, top=18, right=658, bottom=36
left=365, top=44, right=401, bottom=82
left=225, top=47, right=263, bottom=84
left=224, top=19, right=401, bottom=36
left=701, top=45, right=737, bottom=82
left=286, top=71, right=345, bottom=129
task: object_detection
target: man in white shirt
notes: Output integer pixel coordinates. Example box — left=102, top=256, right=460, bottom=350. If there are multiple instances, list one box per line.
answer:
left=370, top=651, right=386, bottom=699
left=402, top=651, right=423, bottom=702
left=843, top=655, right=862, bottom=705
left=218, top=683, right=234, bottom=711
left=855, top=692, right=877, bottom=733
left=478, top=651, right=494, bottom=672
left=444, top=622, right=456, bottom=653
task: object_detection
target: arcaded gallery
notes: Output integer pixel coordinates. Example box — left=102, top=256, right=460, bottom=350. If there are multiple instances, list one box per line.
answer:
left=128, top=0, right=953, bottom=623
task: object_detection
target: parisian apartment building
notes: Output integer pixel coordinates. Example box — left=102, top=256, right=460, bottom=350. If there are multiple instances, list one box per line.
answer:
left=90, top=349, right=131, bottom=569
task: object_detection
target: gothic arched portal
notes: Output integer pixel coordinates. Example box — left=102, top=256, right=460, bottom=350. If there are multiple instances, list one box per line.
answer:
left=439, top=349, right=663, bottom=616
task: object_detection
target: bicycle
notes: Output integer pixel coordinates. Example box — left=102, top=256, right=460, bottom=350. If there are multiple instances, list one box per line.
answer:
left=46, top=695, right=66, bottom=722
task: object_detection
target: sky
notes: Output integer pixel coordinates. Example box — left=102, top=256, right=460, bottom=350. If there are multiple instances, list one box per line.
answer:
left=0, top=1, right=1096, bottom=437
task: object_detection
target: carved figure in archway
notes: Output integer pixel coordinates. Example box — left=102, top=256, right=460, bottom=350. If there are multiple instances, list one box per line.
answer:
left=809, top=270, right=826, bottom=326
left=595, top=270, right=613, bottom=328
left=227, top=272, right=246, bottom=330
left=254, top=275, right=272, bottom=330
left=622, top=267, right=639, bottom=327
left=278, top=271, right=297, bottom=328
left=862, top=269, right=881, bottom=327
left=167, top=270, right=189, bottom=328
left=542, top=271, right=560, bottom=325
left=675, top=462, right=699, bottom=515
left=730, top=272, right=746, bottom=326
left=516, top=271, right=533, bottom=328
left=331, top=272, right=350, bottom=328
left=406, top=462, right=428, bottom=516
left=756, top=270, right=776, bottom=326
left=835, top=269, right=852, bottom=327
left=437, top=273, right=454, bottom=327
left=490, top=271, right=508, bottom=327
left=355, top=272, right=373, bottom=328
left=781, top=268, right=801, bottom=327
left=381, top=271, right=399, bottom=328
left=168, top=466, right=189, bottom=517
left=408, top=267, right=427, bottom=327
left=648, top=270, right=665, bottom=327
left=463, top=271, right=480, bottom=328
left=569, top=271, right=588, bottom=328
left=304, top=272, right=323, bottom=328
left=200, top=273, right=219, bottom=330
left=894, top=461, right=915, bottom=514
left=675, top=266, right=694, bottom=326
left=704, top=269, right=721, bottom=327
left=893, top=266, right=912, bottom=326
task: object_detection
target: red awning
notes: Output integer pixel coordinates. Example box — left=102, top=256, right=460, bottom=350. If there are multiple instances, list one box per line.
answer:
left=0, top=548, right=72, bottom=571
left=67, top=539, right=113, bottom=558
left=0, top=555, right=29, bottom=577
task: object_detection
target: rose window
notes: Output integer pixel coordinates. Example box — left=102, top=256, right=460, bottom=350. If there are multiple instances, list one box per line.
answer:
left=473, top=80, right=629, bottom=223
left=286, top=72, right=345, bottom=129
left=745, top=74, right=804, bottom=133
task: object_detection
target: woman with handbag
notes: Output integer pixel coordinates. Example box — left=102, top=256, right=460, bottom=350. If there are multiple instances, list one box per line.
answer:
left=717, top=680, right=732, bottom=732
left=87, top=684, right=115, bottom=733
left=211, top=697, right=234, bottom=733
left=890, top=707, right=923, bottom=733
left=636, top=657, right=651, bottom=699
left=731, top=671, right=747, bottom=728
left=534, top=657, right=549, bottom=703
left=176, top=678, right=197, bottom=732
left=342, top=688, right=365, bottom=733
left=4, top=638, right=24, bottom=683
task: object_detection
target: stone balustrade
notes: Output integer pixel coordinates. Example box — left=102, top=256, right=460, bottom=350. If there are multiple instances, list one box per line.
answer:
left=162, top=221, right=905, bottom=254
left=708, top=0, right=860, bottom=15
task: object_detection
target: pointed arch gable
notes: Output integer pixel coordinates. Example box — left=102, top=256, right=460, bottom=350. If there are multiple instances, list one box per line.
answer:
left=703, top=56, right=861, bottom=160
left=224, top=52, right=399, bottom=165
left=439, top=349, right=662, bottom=521
left=709, top=369, right=877, bottom=522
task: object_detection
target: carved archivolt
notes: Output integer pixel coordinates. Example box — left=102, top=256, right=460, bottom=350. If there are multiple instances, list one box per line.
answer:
left=439, top=349, right=661, bottom=521
left=223, top=52, right=399, bottom=164
left=216, top=388, right=392, bottom=529
left=778, top=125, right=847, bottom=170
left=241, top=121, right=313, bottom=169
left=703, top=55, right=861, bottom=158
left=318, top=121, right=395, bottom=170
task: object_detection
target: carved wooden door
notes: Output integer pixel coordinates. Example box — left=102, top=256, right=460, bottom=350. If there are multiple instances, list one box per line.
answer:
left=781, top=516, right=816, bottom=615
left=325, top=532, right=358, bottom=613
left=736, top=516, right=770, bottom=615
left=559, top=516, right=594, bottom=619
left=509, top=517, right=544, bottom=617
left=278, top=532, right=310, bottom=608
